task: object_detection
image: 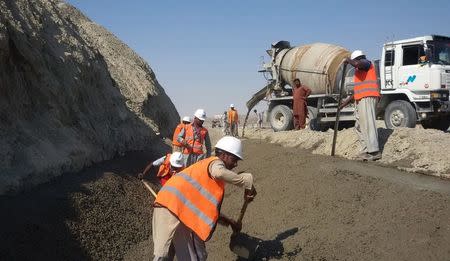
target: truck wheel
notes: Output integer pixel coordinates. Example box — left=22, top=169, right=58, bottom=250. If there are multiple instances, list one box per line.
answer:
left=307, top=106, right=324, bottom=131
left=384, top=100, right=417, bottom=129
left=269, top=105, right=293, bottom=131
left=421, top=118, right=450, bottom=131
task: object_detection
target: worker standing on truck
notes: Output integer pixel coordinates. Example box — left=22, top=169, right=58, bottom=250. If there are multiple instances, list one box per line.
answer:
left=292, top=78, right=311, bottom=130
left=151, top=136, right=257, bottom=261
left=339, top=50, right=382, bottom=161
left=138, top=152, right=184, bottom=186
left=177, top=109, right=212, bottom=167
left=171, top=116, right=191, bottom=153
left=228, top=104, right=239, bottom=137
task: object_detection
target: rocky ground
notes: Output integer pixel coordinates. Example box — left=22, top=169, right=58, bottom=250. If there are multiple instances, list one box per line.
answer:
left=1, top=128, right=450, bottom=261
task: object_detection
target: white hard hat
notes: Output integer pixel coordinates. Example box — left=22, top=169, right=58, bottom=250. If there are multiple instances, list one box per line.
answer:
left=215, top=136, right=243, bottom=160
left=169, top=152, right=183, bottom=168
left=230, top=104, right=235, bottom=108
left=182, top=116, right=191, bottom=123
left=350, top=50, right=365, bottom=60
left=194, top=109, right=206, bottom=121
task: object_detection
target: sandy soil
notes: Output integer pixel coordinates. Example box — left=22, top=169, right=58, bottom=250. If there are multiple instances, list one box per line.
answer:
left=243, top=122, right=450, bottom=179
left=1, top=129, right=450, bottom=260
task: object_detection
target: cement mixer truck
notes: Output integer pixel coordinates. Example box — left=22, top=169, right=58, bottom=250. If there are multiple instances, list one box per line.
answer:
left=247, top=35, right=450, bottom=131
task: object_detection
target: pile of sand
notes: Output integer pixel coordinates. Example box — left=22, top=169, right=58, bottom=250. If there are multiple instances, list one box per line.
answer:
left=244, top=124, right=450, bottom=178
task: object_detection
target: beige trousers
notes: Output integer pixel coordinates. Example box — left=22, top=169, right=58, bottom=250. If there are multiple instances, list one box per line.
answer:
left=152, top=207, right=207, bottom=261
left=355, top=96, right=379, bottom=153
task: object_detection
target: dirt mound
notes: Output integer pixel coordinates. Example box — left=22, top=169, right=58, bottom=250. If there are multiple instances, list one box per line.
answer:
left=0, top=0, right=179, bottom=194
left=244, top=124, right=450, bottom=178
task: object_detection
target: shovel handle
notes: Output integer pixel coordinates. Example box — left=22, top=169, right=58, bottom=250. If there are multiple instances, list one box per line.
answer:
left=237, top=200, right=249, bottom=224
left=142, top=180, right=158, bottom=198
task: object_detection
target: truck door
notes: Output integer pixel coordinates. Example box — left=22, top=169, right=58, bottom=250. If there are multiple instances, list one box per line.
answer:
left=381, top=48, right=396, bottom=90
left=398, top=44, right=427, bottom=92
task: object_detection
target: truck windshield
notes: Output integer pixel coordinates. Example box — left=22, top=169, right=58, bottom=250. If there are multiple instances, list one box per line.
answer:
left=429, top=41, right=450, bottom=65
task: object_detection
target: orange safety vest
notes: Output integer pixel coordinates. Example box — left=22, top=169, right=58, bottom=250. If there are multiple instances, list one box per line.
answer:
left=172, top=123, right=187, bottom=147
left=155, top=157, right=224, bottom=241
left=182, top=124, right=208, bottom=155
left=228, top=109, right=238, bottom=123
left=353, top=63, right=380, bottom=101
left=157, top=154, right=173, bottom=178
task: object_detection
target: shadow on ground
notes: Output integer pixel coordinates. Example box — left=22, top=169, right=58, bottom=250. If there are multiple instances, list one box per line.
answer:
left=234, top=227, right=302, bottom=261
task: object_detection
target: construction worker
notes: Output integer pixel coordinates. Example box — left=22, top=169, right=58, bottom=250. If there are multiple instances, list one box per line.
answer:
left=138, top=152, right=184, bottom=186
left=339, top=50, right=382, bottom=161
left=222, top=111, right=230, bottom=135
left=172, top=116, right=191, bottom=153
left=228, top=104, right=239, bottom=137
left=151, top=136, right=257, bottom=260
left=254, top=109, right=263, bottom=128
left=292, top=78, right=311, bottom=130
left=177, top=109, right=211, bottom=167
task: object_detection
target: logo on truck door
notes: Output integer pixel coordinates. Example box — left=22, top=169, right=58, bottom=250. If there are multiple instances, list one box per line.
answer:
left=400, top=75, right=416, bottom=86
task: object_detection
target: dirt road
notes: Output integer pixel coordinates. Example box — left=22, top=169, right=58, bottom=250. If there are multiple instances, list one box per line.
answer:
left=1, top=135, right=450, bottom=260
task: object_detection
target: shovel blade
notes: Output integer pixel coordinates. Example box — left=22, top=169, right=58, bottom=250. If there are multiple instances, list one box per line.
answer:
left=229, top=232, right=261, bottom=260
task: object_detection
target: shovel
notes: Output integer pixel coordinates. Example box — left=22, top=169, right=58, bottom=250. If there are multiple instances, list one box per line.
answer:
left=228, top=200, right=261, bottom=260
left=141, top=179, right=158, bottom=198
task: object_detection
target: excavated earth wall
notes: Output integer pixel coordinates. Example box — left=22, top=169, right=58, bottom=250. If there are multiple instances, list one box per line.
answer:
left=0, top=0, right=179, bottom=194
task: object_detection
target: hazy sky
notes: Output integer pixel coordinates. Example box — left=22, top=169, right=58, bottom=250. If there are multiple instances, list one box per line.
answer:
left=66, top=0, right=450, bottom=118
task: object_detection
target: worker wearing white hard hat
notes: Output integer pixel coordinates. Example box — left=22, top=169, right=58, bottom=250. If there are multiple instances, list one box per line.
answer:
left=172, top=116, right=192, bottom=152
left=176, top=108, right=211, bottom=167
left=339, top=50, right=381, bottom=161
left=227, top=104, right=239, bottom=137
left=182, top=116, right=191, bottom=123
left=138, top=151, right=184, bottom=186
left=151, top=136, right=256, bottom=260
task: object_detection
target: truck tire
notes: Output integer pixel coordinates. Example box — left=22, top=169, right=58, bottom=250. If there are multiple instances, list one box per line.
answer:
left=384, top=100, right=417, bottom=129
left=421, top=117, right=450, bottom=131
left=307, top=106, right=326, bottom=131
left=269, top=104, right=293, bottom=132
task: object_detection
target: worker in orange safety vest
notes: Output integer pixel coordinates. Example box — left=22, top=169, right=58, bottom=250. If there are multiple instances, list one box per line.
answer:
left=339, top=50, right=381, bottom=161
left=171, top=116, right=191, bottom=153
left=151, top=136, right=257, bottom=260
left=138, top=152, right=184, bottom=186
left=177, top=109, right=211, bottom=167
left=228, top=104, right=239, bottom=137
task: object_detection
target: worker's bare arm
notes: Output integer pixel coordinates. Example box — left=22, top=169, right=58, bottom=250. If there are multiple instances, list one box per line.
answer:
left=339, top=94, right=354, bottom=110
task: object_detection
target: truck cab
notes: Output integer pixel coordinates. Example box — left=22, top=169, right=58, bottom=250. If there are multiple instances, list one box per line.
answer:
left=379, top=35, right=450, bottom=130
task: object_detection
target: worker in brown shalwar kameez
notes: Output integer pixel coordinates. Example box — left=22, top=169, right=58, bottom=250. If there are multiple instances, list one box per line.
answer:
left=292, top=78, right=311, bottom=130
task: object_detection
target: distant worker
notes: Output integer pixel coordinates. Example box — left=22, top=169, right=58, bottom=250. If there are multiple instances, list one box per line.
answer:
left=339, top=50, right=381, bottom=161
left=152, top=136, right=257, bottom=260
left=228, top=104, right=239, bottom=137
left=254, top=109, right=263, bottom=128
left=171, top=116, right=191, bottom=153
left=222, top=111, right=230, bottom=135
left=292, top=78, right=311, bottom=130
left=177, top=109, right=212, bottom=167
left=138, top=152, right=184, bottom=186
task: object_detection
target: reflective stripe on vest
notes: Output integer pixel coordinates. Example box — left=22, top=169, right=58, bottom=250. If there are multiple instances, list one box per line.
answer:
left=155, top=157, right=224, bottom=241
left=159, top=185, right=216, bottom=229
left=183, top=124, right=207, bottom=155
left=157, top=154, right=172, bottom=178
left=172, top=123, right=186, bottom=147
left=353, top=63, right=380, bottom=101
